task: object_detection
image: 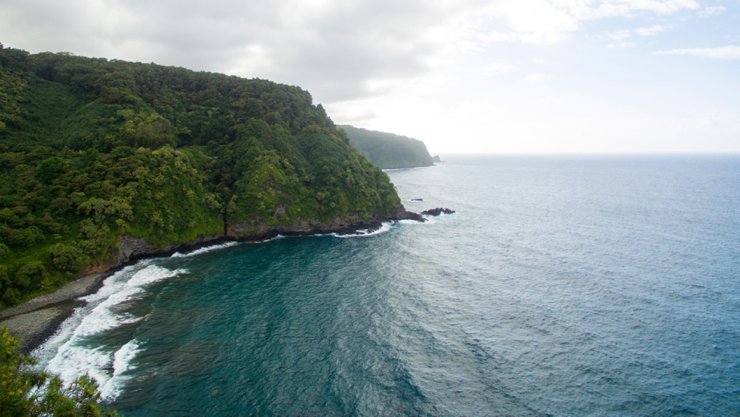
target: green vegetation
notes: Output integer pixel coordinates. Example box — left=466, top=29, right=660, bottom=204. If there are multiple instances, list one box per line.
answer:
left=0, top=327, right=116, bottom=416
left=339, top=125, right=434, bottom=169
left=0, top=47, right=401, bottom=309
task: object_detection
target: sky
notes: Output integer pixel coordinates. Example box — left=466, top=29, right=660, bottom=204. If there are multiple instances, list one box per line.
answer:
left=1, top=0, right=739, bottom=154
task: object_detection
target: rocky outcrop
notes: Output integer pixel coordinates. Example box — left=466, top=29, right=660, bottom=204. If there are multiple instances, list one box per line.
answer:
left=82, top=234, right=226, bottom=276
left=115, top=234, right=225, bottom=262
left=421, top=207, right=455, bottom=216
left=391, top=210, right=426, bottom=223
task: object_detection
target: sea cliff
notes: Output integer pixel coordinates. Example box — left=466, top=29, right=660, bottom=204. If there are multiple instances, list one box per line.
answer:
left=0, top=47, right=409, bottom=313
left=339, top=125, right=435, bottom=169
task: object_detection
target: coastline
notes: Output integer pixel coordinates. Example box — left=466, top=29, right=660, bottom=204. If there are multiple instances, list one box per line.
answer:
left=0, top=273, right=106, bottom=353
left=0, top=212, right=424, bottom=353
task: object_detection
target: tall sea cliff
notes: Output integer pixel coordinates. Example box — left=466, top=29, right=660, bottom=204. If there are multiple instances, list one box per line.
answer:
left=0, top=47, right=409, bottom=308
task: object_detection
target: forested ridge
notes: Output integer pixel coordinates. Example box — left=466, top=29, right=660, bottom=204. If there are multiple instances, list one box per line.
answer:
left=339, top=125, right=434, bottom=169
left=0, top=47, right=402, bottom=309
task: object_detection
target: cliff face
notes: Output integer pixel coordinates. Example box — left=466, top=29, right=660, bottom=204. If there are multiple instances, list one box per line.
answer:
left=339, top=125, right=434, bottom=169
left=0, top=48, right=404, bottom=309
left=228, top=204, right=418, bottom=238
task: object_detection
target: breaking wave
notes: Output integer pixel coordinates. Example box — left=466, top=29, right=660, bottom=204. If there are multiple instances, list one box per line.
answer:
left=332, top=222, right=393, bottom=238
left=171, top=241, right=240, bottom=257
left=33, top=263, right=187, bottom=400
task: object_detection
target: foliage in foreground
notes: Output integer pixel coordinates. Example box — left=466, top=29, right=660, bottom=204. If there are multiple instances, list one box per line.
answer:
left=0, top=327, right=116, bottom=417
left=0, top=47, right=402, bottom=308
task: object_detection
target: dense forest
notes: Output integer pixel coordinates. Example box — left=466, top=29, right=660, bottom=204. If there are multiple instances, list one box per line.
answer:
left=0, top=47, right=403, bottom=308
left=339, top=125, right=435, bottom=169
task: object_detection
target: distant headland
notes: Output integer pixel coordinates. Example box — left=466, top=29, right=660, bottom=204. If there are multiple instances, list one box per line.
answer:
left=339, top=125, right=438, bottom=169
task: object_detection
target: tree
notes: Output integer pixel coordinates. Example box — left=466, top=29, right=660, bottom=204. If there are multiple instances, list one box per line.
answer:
left=47, top=244, right=89, bottom=274
left=0, top=327, right=117, bottom=416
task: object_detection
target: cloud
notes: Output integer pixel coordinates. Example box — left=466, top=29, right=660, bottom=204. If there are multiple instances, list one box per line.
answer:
left=0, top=0, right=711, bottom=109
left=607, top=30, right=633, bottom=40
left=608, top=42, right=638, bottom=48
left=604, top=24, right=665, bottom=47
left=327, top=108, right=378, bottom=125
left=469, top=0, right=696, bottom=47
left=656, top=45, right=740, bottom=59
left=483, top=0, right=580, bottom=45
left=586, top=0, right=700, bottom=18
left=0, top=0, right=458, bottom=102
left=607, top=24, right=665, bottom=40
left=522, top=73, right=547, bottom=83
left=635, top=24, right=665, bottom=36
left=484, top=63, right=518, bottom=74
left=699, top=5, right=726, bottom=18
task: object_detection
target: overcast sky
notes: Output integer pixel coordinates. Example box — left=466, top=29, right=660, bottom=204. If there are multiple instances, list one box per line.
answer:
left=2, top=0, right=739, bottom=154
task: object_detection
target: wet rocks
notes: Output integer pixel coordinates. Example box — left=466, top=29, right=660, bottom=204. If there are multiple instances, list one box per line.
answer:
left=421, top=208, right=455, bottom=216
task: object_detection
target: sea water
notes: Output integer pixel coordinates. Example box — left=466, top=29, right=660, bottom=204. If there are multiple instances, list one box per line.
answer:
left=34, top=155, right=740, bottom=415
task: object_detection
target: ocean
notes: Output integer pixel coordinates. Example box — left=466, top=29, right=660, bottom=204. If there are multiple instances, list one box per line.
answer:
left=33, top=155, right=740, bottom=416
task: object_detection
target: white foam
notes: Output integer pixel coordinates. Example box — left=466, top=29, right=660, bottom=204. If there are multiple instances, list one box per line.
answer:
left=98, top=338, right=140, bottom=399
left=171, top=241, right=239, bottom=257
left=111, top=339, right=139, bottom=378
left=32, top=263, right=147, bottom=363
left=33, top=262, right=186, bottom=401
left=332, top=222, right=393, bottom=238
left=398, top=218, right=434, bottom=225
left=249, top=234, right=285, bottom=244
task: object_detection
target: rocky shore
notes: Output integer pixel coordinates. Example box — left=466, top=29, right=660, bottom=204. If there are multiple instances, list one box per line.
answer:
left=0, top=273, right=106, bottom=352
left=0, top=208, right=431, bottom=353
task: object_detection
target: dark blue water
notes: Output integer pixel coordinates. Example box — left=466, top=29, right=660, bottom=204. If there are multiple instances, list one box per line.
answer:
left=36, top=156, right=740, bottom=416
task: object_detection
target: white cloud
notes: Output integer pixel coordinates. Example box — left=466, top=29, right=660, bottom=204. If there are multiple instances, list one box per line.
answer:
left=522, top=73, right=547, bottom=82
left=587, top=0, right=700, bottom=18
left=468, top=0, right=695, bottom=47
left=607, top=30, right=633, bottom=40
left=656, top=45, right=740, bottom=59
left=484, top=63, right=518, bottom=74
left=635, top=24, right=665, bottom=36
left=699, top=5, right=726, bottom=18
left=603, top=24, right=665, bottom=47
left=608, top=41, right=638, bottom=48
left=485, top=0, right=580, bottom=44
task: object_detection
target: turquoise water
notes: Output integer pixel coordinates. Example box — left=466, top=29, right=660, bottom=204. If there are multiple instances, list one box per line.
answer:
left=35, top=156, right=740, bottom=415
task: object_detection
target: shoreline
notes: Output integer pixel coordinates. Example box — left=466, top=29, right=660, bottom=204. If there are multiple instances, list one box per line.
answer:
left=0, top=215, right=423, bottom=353
left=0, top=273, right=107, bottom=353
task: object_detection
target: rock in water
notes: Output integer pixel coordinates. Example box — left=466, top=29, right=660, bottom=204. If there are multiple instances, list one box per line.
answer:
left=421, top=208, right=455, bottom=216
left=393, top=210, right=426, bottom=222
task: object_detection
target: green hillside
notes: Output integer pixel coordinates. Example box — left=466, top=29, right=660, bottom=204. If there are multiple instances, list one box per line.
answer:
left=0, top=47, right=403, bottom=308
left=339, top=125, right=434, bottom=169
